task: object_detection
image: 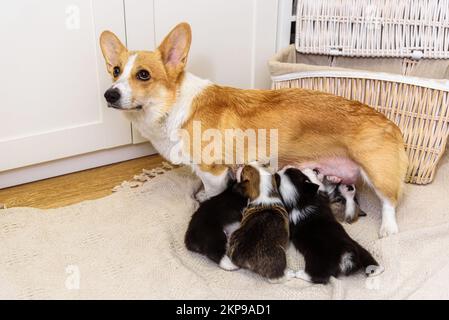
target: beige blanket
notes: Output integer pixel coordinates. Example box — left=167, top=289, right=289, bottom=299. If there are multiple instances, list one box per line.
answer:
left=1, top=153, right=449, bottom=299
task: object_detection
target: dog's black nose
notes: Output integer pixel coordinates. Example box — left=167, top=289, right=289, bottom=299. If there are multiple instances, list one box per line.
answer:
left=104, top=88, right=121, bottom=104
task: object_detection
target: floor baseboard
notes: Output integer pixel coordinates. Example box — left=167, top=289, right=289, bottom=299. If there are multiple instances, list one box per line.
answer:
left=0, top=143, right=157, bottom=189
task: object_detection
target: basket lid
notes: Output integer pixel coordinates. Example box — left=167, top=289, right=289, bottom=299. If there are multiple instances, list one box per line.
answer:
left=295, top=0, right=449, bottom=59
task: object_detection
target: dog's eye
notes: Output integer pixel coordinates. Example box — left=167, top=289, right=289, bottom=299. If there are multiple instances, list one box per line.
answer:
left=137, top=70, right=151, bottom=81
left=113, top=66, right=120, bottom=77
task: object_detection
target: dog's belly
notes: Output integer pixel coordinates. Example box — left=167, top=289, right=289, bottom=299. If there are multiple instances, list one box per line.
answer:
left=289, top=157, right=360, bottom=185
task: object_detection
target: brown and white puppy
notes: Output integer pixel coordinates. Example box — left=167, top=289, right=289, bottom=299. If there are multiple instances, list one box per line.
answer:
left=220, top=163, right=291, bottom=282
left=99, top=22, right=408, bottom=237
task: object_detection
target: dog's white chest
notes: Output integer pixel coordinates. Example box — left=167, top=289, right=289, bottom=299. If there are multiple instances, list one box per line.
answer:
left=129, top=73, right=211, bottom=164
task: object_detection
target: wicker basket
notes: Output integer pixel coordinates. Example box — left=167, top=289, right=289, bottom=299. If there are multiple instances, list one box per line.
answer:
left=269, top=47, right=449, bottom=184
left=270, top=0, right=449, bottom=185
left=296, top=0, right=449, bottom=59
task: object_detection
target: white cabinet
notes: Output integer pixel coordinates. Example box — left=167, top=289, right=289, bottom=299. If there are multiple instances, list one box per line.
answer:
left=154, top=0, right=278, bottom=89
left=0, top=0, right=279, bottom=187
left=0, top=0, right=132, bottom=172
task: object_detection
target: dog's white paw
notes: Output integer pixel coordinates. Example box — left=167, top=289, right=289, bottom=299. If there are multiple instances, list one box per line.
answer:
left=365, top=265, right=385, bottom=277
left=219, top=256, right=239, bottom=271
left=339, top=184, right=356, bottom=196
left=326, top=175, right=342, bottom=184
left=285, top=269, right=296, bottom=279
left=295, top=269, right=312, bottom=282
left=379, top=220, right=399, bottom=238
left=195, top=190, right=209, bottom=202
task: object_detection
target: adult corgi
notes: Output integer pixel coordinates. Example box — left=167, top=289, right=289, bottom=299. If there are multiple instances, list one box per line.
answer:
left=99, top=22, right=408, bottom=237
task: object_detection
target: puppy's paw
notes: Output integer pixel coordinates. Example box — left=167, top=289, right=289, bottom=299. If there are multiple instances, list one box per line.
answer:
left=285, top=269, right=296, bottom=280
left=365, top=265, right=385, bottom=277
left=295, top=269, right=312, bottom=282
left=326, top=175, right=342, bottom=184
left=267, top=276, right=288, bottom=284
left=379, top=220, right=399, bottom=238
left=195, top=190, right=209, bottom=203
left=339, top=184, right=356, bottom=196
left=219, top=256, right=239, bottom=271
left=313, top=169, right=325, bottom=182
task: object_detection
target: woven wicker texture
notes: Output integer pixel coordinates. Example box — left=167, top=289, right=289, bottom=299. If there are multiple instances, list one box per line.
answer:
left=270, top=46, right=449, bottom=184
left=296, top=0, right=449, bottom=59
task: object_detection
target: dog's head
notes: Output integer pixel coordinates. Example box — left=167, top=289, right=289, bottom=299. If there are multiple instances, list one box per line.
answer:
left=276, top=166, right=320, bottom=207
left=99, top=23, right=191, bottom=111
left=233, top=163, right=279, bottom=203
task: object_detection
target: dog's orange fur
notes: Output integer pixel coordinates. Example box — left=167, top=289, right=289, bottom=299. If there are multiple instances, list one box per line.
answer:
left=184, top=85, right=408, bottom=205
left=100, top=23, right=408, bottom=208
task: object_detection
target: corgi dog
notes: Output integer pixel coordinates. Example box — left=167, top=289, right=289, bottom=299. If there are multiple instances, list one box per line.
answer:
left=184, top=181, right=246, bottom=265
left=99, top=22, right=408, bottom=237
left=222, top=164, right=291, bottom=282
left=276, top=167, right=384, bottom=284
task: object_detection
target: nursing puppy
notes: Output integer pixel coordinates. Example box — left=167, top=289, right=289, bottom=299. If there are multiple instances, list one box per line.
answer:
left=99, top=22, right=408, bottom=237
left=328, top=184, right=367, bottom=223
left=302, top=168, right=366, bottom=223
left=222, top=164, right=290, bottom=282
left=277, top=167, right=383, bottom=284
left=185, top=181, right=247, bottom=265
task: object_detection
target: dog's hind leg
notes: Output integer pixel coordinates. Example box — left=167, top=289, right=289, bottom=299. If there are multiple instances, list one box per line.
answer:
left=351, top=131, right=408, bottom=237
left=358, top=155, right=405, bottom=237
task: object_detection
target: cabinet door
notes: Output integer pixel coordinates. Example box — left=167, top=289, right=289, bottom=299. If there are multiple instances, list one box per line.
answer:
left=153, top=0, right=278, bottom=89
left=0, top=0, right=132, bottom=172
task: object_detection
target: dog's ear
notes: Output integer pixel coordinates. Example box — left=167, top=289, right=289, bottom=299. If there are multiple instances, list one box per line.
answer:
left=157, top=22, right=192, bottom=76
left=274, top=173, right=281, bottom=190
left=304, top=180, right=319, bottom=195
left=232, top=180, right=249, bottom=198
left=100, top=31, right=127, bottom=68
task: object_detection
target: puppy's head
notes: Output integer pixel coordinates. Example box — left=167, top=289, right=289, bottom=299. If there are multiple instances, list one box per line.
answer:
left=276, top=167, right=319, bottom=207
left=233, top=164, right=278, bottom=202
left=99, top=23, right=191, bottom=111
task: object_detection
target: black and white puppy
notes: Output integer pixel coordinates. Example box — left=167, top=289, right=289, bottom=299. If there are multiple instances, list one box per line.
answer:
left=277, top=167, right=384, bottom=284
left=185, top=181, right=247, bottom=266
left=222, top=163, right=291, bottom=282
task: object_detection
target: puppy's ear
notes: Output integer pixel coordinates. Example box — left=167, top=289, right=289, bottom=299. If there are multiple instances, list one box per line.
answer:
left=274, top=173, right=281, bottom=189
left=232, top=180, right=249, bottom=198
left=100, top=31, right=127, bottom=68
left=304, top=181, right=319, bottom=195
left=157, top=22, right=192, bottom=77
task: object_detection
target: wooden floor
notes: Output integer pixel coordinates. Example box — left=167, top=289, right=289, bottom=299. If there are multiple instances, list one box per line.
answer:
left=0, top=155, right=164, bottom=209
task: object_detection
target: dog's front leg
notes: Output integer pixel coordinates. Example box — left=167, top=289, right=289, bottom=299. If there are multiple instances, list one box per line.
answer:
left=193, top=164, right=230, bottom=202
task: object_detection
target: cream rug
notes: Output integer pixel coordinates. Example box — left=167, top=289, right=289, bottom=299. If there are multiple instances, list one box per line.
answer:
left=1, top=154, right=449, bottom=300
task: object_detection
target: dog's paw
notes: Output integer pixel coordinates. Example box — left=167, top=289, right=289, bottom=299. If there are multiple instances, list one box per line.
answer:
left=339, top=184, right=356, bottom=197
left=379, top=220, right=399, bottom=238
left=365, top=265, right=385, bottom=277
left=195, top=190, right=209, bottom=202
left=219, top=256, right=239, bottom=271
left=268, top=276, right=289, bottom=284
left=294, top=270, right=312, bottom=282
left=326, top=175, right=342, bottom=184
left=285, top=269, right=296, bottom=279
left=312, top=169, right=325, bottom=182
